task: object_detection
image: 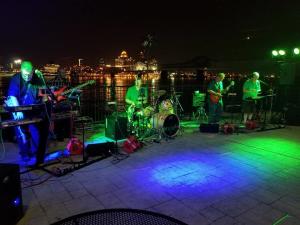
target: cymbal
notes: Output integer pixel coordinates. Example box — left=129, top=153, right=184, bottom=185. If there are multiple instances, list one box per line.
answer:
left=152, top=90, right=166, bottom=97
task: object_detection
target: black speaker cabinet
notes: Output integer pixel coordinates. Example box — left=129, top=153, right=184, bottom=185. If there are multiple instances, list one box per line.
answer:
left=0, top=164, right=23, bottom=225
left=199, top=123, right=219, bottom=133
left=85, top=142, right=114, bottom=157
left=279, top=63, right=296, bottom=85
left=105, top=115, right=128, bottom=140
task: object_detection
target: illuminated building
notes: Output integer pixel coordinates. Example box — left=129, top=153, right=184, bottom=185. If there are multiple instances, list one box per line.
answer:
left=43, top=64, right=60, bottom=74
left=115, top=51, right=135, bottom=69
left=135, top=58, right=158, bottom=71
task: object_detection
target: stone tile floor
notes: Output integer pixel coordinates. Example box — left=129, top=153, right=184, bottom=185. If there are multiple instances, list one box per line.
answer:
left=2, top=125, right=300, bottom=225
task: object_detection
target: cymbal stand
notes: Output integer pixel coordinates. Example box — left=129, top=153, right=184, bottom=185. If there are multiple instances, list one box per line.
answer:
left=173, top=93, right=183, bottom=115
left=138, top=87, right=147, bottom=138
left=170, top=86, right=184, bottom=116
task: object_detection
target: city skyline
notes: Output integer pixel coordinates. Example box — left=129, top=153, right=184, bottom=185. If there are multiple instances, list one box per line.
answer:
left=1, top=1, right=300, bottom=66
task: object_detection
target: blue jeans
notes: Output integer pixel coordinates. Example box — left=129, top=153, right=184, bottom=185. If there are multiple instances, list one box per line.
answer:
left=15, top=120, right=49, bottom=163
left=208, top=102, right=223, bottom=123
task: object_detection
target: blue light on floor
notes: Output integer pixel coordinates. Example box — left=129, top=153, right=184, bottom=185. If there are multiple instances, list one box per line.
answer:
left=44, top=149, right=70, bottom=161
left=151, top=159, right=217, bottom=187
left=12, top=197, right=21, bottom=207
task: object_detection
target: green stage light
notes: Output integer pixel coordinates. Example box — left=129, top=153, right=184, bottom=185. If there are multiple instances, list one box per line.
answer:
left=272, top=50, right=278, bottom=56
left=278, top=50, right=286, bottom=55
left=293, top=48, right=300, bottom=55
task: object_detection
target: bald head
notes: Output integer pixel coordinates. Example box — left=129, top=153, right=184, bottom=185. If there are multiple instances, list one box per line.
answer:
left=216, top=72, right=225, bottom=82
left=251, top=72, right=259, bottom=81
left=21, top=61, right=34, bottom=82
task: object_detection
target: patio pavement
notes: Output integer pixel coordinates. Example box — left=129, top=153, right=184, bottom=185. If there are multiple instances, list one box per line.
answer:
left=2, top=123, right=300, bottom=225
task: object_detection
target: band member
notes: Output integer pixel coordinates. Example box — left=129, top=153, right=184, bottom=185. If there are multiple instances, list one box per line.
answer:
left=207, top=73, right=226, bottom=124
left=242, top=72, right=261, bottom=123
left=6, top=61, right=51, bottom=166
left=125, top=73, right=148, bottom=120
left=48, top=67, right=73, bottom=141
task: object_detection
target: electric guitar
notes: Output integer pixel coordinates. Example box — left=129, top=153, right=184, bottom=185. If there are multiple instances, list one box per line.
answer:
left=209, top=81, right=235, bottom=104
left=39, top=80, right=95, bottom=102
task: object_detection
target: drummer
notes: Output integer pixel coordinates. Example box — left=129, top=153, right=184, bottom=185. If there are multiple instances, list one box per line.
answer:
left=125, top=73, right=148, bottom=119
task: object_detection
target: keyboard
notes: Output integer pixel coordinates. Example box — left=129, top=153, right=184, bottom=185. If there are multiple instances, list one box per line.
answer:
left=4, top=104, right=45, bottom=112
left=0, top=118, right=43, bottom=128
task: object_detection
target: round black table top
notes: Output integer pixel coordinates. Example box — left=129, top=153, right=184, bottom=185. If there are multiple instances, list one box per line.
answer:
left=51, top=208, right=188, bottom=225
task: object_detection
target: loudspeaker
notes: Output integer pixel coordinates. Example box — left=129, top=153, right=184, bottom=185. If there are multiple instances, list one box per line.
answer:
left=279, top=63, right=296, bottom=85
left=85, top=142, right=114, bottom=157
left=199, top=123, right=219, bottom=133
left=0, top=164, right=23, bottom=225
left=105, top=115, right=128, bottom=140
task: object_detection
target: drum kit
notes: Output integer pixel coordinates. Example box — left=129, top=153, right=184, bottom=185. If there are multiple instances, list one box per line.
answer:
left=126, top=89, right=180, bottom=140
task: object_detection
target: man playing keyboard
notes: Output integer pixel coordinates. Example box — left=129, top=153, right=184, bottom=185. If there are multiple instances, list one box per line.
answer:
left=6, top=61, right=51, bottom=166
left=242, top=72, right=262, bottom=123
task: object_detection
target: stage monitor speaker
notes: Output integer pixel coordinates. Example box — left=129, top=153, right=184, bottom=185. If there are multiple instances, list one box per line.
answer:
left=279, top=63, right=296, bottom=85
left=199, top=123, right=219, bottom=133
left=85, top=142, right=114, bottom=157
left=105, top=115, right=128, bottom=140
left=0, top=164, right=23, bottom=225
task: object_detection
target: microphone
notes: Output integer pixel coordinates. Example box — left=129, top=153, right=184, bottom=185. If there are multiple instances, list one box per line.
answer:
left=35, top=69, right=43, bottom=77
left=258, top=80, right=268, bottom=86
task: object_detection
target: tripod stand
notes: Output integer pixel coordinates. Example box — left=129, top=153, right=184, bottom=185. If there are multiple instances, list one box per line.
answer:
left=192, top=92, right=207, bottom=122
left=171, top=93, right=184, bottom=116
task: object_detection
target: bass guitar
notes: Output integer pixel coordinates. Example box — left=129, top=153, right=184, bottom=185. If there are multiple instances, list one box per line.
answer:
left=209, top=80, right=235, bottom=104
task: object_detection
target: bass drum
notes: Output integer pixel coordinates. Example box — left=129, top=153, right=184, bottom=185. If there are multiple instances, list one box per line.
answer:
left=151, top=113, right=180, bottom=137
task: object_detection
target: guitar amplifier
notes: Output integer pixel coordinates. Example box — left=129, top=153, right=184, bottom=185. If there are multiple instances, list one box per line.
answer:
left=193, top=92, right=206, bottom=107
left=105, top=115, right=128, bottom=140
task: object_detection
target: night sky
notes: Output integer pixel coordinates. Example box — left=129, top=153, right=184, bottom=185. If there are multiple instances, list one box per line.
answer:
left=1, top=0, right=300, bottom=66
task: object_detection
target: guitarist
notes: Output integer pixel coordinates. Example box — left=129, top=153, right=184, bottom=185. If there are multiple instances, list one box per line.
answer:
left=47, top=68, right=73, bottom=141
left=207, top=72, right=234, bottom=124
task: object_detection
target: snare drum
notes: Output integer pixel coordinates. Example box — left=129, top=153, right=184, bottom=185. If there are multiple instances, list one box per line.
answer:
left=143, top=106, right=154, bottom=117
left=159, top=99, right=174, bottom=114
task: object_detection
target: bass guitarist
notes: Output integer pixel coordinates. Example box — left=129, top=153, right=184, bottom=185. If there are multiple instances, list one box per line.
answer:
left=207, top=72, right=234, bottom=124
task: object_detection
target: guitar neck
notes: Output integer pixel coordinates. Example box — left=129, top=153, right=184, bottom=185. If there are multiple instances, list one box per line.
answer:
left=61, top=82, right=91, bottom=95
left=223, top=83, right=234, bottom=93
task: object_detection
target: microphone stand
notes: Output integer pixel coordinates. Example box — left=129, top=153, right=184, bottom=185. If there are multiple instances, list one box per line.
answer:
left=37, top=71, right=57, bottom=103
left=139, top=87, right=146, bottom=138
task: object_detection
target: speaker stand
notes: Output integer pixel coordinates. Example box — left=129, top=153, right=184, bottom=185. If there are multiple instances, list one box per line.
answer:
left=110, top=106, right=129, bottom=164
